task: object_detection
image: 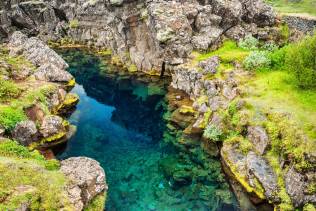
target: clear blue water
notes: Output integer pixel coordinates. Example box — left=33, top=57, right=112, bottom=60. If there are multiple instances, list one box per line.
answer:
left=55, top=49, right=238, bottom=211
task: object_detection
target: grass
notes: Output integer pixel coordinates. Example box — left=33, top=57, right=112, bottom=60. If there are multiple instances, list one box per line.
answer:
left=193, top=40, right=250, bottom=65
left=266, top=0, right=316, bottom=16
left=0, top=79, right=22, bottom=102
left=0, top=140, right=72, bottom=210
left=245, top=70, right=316, bottom=139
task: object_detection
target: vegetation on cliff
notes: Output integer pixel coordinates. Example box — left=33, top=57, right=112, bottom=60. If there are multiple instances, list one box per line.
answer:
left=0, top=139, right=72, bottom=210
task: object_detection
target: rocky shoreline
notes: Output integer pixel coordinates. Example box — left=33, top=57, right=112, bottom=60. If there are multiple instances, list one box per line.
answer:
left=0, top=0, right=316, bottom=210
left=0, top=31, right=108, bottom=210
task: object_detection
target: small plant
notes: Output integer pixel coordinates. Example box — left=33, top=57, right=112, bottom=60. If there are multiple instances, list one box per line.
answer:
left=69, top=19, right=79, bottom=29
left=243, top=51, right=271, bottom=70
left=203, top=124, right=223, bottom=142
left=0, top=107, right=26, bottom=131
left=0, top=79, right=21, bottom=102
left=238, top=35, right=259, bottom=50
left=262, top=41, right=278, bottom=52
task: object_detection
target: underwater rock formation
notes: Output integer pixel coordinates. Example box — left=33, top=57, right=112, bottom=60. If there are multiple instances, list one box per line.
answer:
left=0, top=0, right=277, bottom=74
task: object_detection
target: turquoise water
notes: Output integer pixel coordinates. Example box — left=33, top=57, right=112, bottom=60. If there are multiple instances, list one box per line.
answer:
left=56, top=50, right=239, bottom=211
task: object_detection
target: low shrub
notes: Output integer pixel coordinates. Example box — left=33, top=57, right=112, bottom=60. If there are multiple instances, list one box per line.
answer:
left=0, top=106, right=26, bottom=131
left=238, top=35, right=259, bottom=50
left=262, top=41, right=278, bottom=52
left=0, top=79, right=21, bottom=102
left=203, top=124, right=223, bottom=142
left=285, top=33, right=316, bottom=89
left=243, top=51, right=271, bottom=70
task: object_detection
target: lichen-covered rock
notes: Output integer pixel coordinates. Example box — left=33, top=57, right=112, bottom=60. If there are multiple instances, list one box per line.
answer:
left=285, top=166, right=316, bottom=207
left=12, top=120, right=38, bottom=146
left=246, top=152, right=279, bottom=203
left=60, top=157, right=108, bottom=210
left=198, top=56, right=220, bottom=74
left=8, top=31, right=72, bottom=83
left=247, top=126, right=269, bottom=155
left=40, top=115, right=65, bottom=138
left=0, top=0, right=276, bottom=74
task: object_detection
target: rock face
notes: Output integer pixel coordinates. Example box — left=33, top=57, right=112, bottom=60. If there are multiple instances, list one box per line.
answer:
left=40, top=115, right=65, bottom=138
left=247, top=126, right=269, bottom=155
left=285, top=166, right=316, bottom=207
left=0, top=0, right=276, bottom=74
left=60, top=157, right=108, bottom=210
left=8, top=31, right=72, bottom=82
left=12, top=120, right=38, bottom=146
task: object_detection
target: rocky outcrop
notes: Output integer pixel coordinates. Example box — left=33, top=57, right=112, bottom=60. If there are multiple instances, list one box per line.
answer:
left=60, top=157, right=108, bottom=210
left=12, top=120, right=38, bottom=146
left=285, top=166, right=316, bottom=207
left=0, top=0, right=276, bottom=74
left=8, top=31, right=73, bottom=82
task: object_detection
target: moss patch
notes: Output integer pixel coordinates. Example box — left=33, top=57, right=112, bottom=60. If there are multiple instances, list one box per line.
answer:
left=0, top=140, right=72, bottom=210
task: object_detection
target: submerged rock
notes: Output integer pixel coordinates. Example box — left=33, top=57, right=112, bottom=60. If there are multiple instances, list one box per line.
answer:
left=60, top=157, right=108, bottom=210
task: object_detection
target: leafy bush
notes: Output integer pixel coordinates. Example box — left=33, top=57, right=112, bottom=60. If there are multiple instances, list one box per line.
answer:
left=269, top=45, right=288, bottom=69
left=0, top=79, right=21, bottom=102
left=262, top=41, right=278, bottom=52
left=203, top=124, right=223, bottom=141
left=238, top=35, right=259, bottom=50
left=285, top=33, right=316, bottom=89
left=0, top=107, right=26, bottom=131
left=243, top=51, right=271, bottom=70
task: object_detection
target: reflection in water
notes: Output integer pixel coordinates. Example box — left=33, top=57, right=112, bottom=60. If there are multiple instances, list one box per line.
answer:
left=55, top=49, right=238, bottom=211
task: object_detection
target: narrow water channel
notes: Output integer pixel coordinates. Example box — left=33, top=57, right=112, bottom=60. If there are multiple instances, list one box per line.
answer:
left=55, top=49, right=238, bottom=211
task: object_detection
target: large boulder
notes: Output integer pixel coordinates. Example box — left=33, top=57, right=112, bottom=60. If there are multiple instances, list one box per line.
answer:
left=12, top=120, right=38, bottom=146
left=60, top=157, right=108, bottom=210
left=40, top=115, right=65, bottom=138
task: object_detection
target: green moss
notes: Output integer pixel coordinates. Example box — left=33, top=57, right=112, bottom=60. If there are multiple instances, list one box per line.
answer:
left=127, top=64, right=138, bottom=73
left=265, top=151, right=294, bottom=209
left=0, top=106, right=27, bottom=131
left=97, top=49, right=112, bottom=56
left=0, top=79, right=22, bottom=102
left=193, top=40, right=250, bottom=64
left=67, top=78, right=76, bottom=88
left=84, top=192, right=107, bottom=211
left=69, top=19, right=79, bottom=29
left=179, top=105, right=195, bottom=115
left=203, top=124, right=223, bottom=142
left=303, top=203, right=316, bottom=211
left=0, top=140, right=73, bottom=210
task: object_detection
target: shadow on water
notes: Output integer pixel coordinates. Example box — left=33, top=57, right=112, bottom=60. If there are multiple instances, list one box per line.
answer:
left=54, top=49, right=239, bottom=211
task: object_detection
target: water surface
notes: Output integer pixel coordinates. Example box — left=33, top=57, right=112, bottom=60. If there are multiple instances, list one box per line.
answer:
left=56, top=49, right=238, bottom=211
